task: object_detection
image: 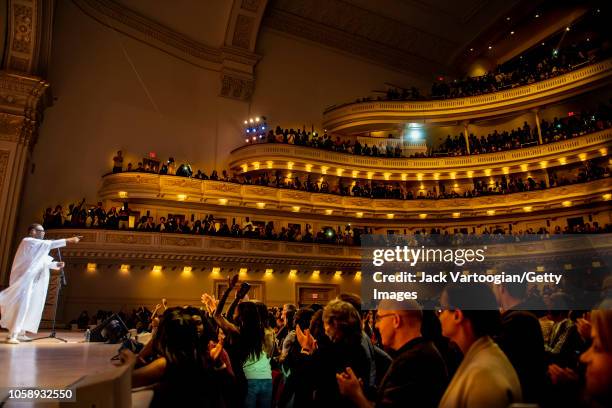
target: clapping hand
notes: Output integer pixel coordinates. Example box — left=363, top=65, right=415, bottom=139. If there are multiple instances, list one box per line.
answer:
left=201, top=293, right=219, bottom=314
left=336, top=367, right=364, bottom=399
left=296, top=324, right=316, bottom=353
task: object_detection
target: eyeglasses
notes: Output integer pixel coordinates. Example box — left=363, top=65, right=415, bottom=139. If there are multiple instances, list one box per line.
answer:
left=375, top=313, right=395, bottom=323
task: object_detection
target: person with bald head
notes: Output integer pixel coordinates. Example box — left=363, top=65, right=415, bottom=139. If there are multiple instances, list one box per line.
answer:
left=336, top=299, right=448, bottom=408
left=0, top=223, right=80, bottom=344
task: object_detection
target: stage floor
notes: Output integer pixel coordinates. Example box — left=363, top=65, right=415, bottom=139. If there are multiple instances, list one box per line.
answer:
left=0, top=330, right=121, bottom=407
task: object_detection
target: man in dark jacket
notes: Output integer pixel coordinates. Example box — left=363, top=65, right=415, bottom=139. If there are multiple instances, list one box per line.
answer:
left=336, top=299, right=448, bottom=408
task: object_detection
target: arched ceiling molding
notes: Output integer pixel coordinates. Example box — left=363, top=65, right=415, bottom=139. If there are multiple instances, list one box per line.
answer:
left=2, top=0, right=55, bottom=77
left=221, top=0, right=269, bottom=100
left=72, top=0, right=266, bottom=101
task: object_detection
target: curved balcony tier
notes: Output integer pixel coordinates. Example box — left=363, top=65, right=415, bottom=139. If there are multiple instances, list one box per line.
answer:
left=229, top=129, right=612, bottom=180
left=322, top=58, right=612, bottom=134
left=99, top=173, right=611, bottom=220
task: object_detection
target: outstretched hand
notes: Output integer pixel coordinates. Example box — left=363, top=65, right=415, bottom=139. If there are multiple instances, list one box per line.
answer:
left=201, top=293, right=218, bottom=314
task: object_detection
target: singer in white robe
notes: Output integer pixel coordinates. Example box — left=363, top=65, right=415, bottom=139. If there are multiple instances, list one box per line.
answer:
left=0, top=224, right=80, bottom=342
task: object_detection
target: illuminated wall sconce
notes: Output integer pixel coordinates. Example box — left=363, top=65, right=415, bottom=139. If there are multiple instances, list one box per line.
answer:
left=603, top=193, right=612, bottom=201
left=562, top=201, right=572, bottom=207
left=356, top=212, right=364, bottom=218
left=452, top=212, right=460, bottom=218
left=287, top=162, right=294, bottom=170
left=449, top=172, right=456, bottom=179
left=266, top=161, right=274, bottom=169
left=539, top=161, right=548, bottom=169
left=211, top=267, right=221, bottom=275
left=152, top=265, right=163, bottom=275
left=536, top=266, right=545, bottom=272
left=120, top=264, right=130, bottom=274
left=312, top=270, right=320, bottom=278
left=579, top=153, right=587, bottom=161
left=87, top=263, right=97, bottom=273
left=502, top=167, right=509, bottom=174
left=289, top=269, right=297, bottom=278
left=321, top=166, right=328, bottom=174
left=334, top=271, right=342, bottom=279
left=352, top=170, right=359, bottom=178
left=520, top=164, right=528, bottom=171
left=419, top=213, right=428, bottom=219
left=252, top=161, right=260, bottom=170
left=305, top=164, right=312, bottom=172
left=523, top=206, right=533, bottom=212
left=433, top=173, right=440, bottom=180
left=292, top=206, right=300, bottom=212
left=241, top=164, right=248, bottom=172
left=355, top=271, right=361, bottom=280
left=384, top=172, right=391, bottom=180
left=239, top=268, right=248, bottom=277
left=484, top=169, right=491, bottom=176
left=486, top=210, right=496, bottom=216
left=401, top=173, right=407, bottom=181
left=592, top=261, right=601, bottom=268
left=118, top=191, right=128, bottom=198
left=600, top=148, right=608, bottom=156
left=417, top=173, right=423, bottom=181
left=177, top=194, right=187, bottom=201
left=255, top=202, right=266, bottom=209
left=218, top=198, right=228, bottom=205
left=367, top=172, right=373, bottom=179
left=558, top=157, right=567, bottom=165
left=337, top=168, right=344, bottom=176
left=182, top=266, right=193, bottom=278
left=265, top=268, right=273, bottom=277
left=466, top=171, right=474, bottom=178
left=564, top=264, right=572, bottom=270
left=386, top=213, right=395, bottom=219
left=325, top=209, right=333, bottom=215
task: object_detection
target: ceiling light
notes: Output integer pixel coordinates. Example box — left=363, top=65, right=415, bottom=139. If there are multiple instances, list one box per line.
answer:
left=488, top=45, right=492, bottom=50
left=510, top=31, right=515, bottom=35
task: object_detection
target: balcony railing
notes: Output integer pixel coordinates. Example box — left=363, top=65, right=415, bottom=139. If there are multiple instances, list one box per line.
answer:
left=322, top=58, right=612, bottom=132
left=99, top=173, right=611, bottom=218
left=229, top=129, right=612, bottom=178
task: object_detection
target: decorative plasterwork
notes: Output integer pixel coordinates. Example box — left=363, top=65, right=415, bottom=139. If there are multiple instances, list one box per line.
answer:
left=98, top=172, right=611, bottom=220
left=72, top=0, right=265, bottom=101
left=0, top=150, right=10, bottom=198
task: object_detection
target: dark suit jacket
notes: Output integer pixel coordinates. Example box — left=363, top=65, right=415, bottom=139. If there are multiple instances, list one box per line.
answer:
left=375, top=337, right=448, bottom=408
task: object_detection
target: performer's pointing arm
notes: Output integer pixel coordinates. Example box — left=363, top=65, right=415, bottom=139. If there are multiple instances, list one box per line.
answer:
left=50, top=236, right=81, bottom=249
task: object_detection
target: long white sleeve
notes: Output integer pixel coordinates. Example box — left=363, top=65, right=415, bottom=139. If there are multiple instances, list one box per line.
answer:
left=49, top=239, right=67, bottom=250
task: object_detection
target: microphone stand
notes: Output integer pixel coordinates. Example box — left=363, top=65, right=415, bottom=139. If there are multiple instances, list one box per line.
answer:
left=32, top=247, right=68, bottom=343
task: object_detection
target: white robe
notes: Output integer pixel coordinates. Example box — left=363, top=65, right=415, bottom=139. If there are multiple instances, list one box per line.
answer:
left=0, top=237, right=66, bottom=334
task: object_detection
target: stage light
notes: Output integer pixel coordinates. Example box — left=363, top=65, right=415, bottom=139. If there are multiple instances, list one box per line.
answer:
left=87, top=263, right=97, bottom=273
left=120, top=264, right=130, bottom=274
left=510, top=31, right=515, bottom=35
left=469, top=48, right=474, bottom=51
left=255, top=117, right=260, bottom=122
left=245, top=138, right=249, bottom=143
left=565, top=27, right=570, bottom=31
left=535, top=14, right=539, bottom=18
left=249, top=118, right=254, bottom=123
left=244, top=120, right=248, bottom=124
left=252, top=136, right=256, bottom=141
left=246, top=129, right=250, bottom=133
